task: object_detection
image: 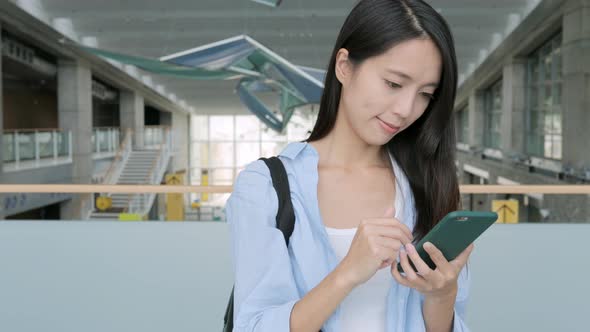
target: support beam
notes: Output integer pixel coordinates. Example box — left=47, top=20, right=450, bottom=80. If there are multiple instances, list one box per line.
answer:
left=120, top=91, right=145, bottom=149
left=467, top=91, right=485, bottom=149
left=501, top=59, right=527, bottom=157
left=562, top=0, right=590, bottom=168
left=58, top=60, right=93, bottom=219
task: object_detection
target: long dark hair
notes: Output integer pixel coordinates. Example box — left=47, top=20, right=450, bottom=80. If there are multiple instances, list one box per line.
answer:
left=305, top=0, right=460, bottom=242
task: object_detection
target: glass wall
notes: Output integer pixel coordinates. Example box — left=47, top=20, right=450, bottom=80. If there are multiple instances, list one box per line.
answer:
left=189, top=108, right=316, bottom=206
left=526, top=31, right=563, bottom=160
left=483, top=79, right=503, bottom=150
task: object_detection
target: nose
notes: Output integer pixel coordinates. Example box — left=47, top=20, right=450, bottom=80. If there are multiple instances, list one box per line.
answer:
left=391, top=88, right=417, bottom=120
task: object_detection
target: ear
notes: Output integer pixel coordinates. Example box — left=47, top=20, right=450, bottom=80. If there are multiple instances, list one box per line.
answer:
left=334, top=48, right=353, bottom=86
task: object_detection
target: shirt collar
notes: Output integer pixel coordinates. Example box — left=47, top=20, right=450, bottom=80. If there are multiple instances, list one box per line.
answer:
left=278, top=141, right=313, bottom=160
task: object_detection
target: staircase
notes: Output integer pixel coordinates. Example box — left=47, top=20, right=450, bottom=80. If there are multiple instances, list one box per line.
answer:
left=119, top=150, right=161, bottom=184
left=87, top=126, right=172, bottom=220
left=111, top=150, right=160, bottom=208
left=89, top=150, right=161, bottom=220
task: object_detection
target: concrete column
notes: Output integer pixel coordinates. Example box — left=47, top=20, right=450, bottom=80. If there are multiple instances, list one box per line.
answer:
left=0, top=25, right=5, bottom=219
left=171, top=111, right=189, bottom=173
left=562, top=0, right=590, bottom=169
left=58, top=60, right=93, bottom=219
left=120, top=91, right=144, bottom=149
left=501, top=59, right=527, bottom=157
left=467, top=91, right=485, bottom=149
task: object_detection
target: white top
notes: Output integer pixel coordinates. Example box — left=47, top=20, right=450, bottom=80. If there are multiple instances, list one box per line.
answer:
left=324, top=152, right=405, bottom=332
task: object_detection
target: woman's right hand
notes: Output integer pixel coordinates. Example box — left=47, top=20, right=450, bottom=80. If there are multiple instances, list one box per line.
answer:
left=337, top=207, right=413, bottom=287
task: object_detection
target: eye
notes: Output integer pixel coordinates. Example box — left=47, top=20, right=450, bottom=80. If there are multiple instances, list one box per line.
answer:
left=421, top=92, right=435, bottom=101
left=385, top=80, right=401, bottom=89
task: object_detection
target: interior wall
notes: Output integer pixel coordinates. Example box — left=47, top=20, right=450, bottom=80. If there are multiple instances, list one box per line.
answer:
left=2, top=79, right=58, bottom=129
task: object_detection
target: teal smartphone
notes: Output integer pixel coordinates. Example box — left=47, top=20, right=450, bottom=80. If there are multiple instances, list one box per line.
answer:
left=396, top=210, right=498, bottom=273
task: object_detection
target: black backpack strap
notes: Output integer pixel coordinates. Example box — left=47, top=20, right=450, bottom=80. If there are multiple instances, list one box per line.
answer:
left=223, top=292, right=233, bottom=332
left=259, top=156, right=296, bottom=245
left=224, top=156, right=296, bottom=331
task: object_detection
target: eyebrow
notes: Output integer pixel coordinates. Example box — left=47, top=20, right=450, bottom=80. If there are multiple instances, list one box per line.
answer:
left=386, top=68, right=439, bottom=88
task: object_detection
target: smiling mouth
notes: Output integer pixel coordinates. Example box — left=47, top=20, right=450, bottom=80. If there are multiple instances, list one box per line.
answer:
left=377, top=117, right=401, bottom=131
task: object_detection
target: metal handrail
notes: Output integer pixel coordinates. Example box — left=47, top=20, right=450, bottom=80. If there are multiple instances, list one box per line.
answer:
left=101, top=128, right=132, bottom=186
left=3, top=128, right=62, bottom=133
left=92, top=127, right=120, bottom=154
left=143, top=125, right=170, bottom=148
left=76, top=128, right=132, bottom=218
left=126, top=127, right=172, bottom=214
left=3, top=129, right=72, bottom=170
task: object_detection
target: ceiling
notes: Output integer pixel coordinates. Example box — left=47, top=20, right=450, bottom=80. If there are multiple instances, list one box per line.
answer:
left=14, top=0, right=540, bottom=114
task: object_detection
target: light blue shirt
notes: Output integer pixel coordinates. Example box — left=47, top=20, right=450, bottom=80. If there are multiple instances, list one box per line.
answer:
left=226, top=141, right=470, bottom=332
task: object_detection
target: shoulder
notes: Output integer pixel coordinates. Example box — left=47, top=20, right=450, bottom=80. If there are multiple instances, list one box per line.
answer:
left=277, top=141, right=315, bottom=181
left=226, top=159, right=278, bottom=228
left=234, top=140, right=308, bottom=185
left=231, top=159, right=274, bottom=202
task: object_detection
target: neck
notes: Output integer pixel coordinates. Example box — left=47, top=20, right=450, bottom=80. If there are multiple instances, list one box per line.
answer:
left=309, top=108, right=389, bottom=169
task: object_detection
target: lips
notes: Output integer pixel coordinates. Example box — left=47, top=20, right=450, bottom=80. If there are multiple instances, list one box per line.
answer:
left=377, top=117, right=400, bottom=133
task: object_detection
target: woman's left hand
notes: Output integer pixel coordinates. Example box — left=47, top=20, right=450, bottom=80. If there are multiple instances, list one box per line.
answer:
left=391, top=242, right=473, bottom=299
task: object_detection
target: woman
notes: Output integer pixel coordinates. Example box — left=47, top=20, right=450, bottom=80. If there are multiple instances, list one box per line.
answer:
left=226, top=0, right=472, bottom=331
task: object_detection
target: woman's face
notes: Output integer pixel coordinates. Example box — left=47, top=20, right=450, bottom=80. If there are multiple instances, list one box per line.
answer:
left=335, top=38, right=442, bottom=146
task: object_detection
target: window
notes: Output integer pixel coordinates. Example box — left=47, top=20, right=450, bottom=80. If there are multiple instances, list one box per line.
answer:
left=235, top=116, right=260, bottom=140
left=189, top=109, right=316, bottom=206
left=209, top=116, right=234, bottom=141
left=525, top=31, right=562, bottom=160
left=483, top=80, right=503, bottom=149
left=190, top=115, right=208, bottom=141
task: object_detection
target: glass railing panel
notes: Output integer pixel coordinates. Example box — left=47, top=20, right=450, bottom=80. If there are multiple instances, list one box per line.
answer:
left=3, top=133, right=15, bottom=162
left=57, top=131, right=69, bottom=157
left=17, top=132, right=35, bottom=161
left=98, top=129, right=110, bottom=152
left=37, top=131, right=54, bottom=158
left=113, top=129, right=120, bottom=149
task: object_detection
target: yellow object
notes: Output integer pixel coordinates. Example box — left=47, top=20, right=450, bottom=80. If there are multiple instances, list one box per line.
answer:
left=191, top=201, right=202, bottom=209
left=96, top=196, right=112, bottom=211
left=118, top=213, right=145, bottom=221
left=166, top=173, right=185, bottom=221
left=492, top=199, right=519, bottom=223
left=165, top=173, right=182, bottom=185
left=201, top=170, right=209, bottom=202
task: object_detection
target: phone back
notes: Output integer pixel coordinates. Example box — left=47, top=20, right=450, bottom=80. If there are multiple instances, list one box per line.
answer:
left=416, top=210, right=498, bottom=269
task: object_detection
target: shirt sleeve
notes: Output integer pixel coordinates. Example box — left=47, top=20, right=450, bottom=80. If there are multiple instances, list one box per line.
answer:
left=414, top=260, right=471, bottom=332
left=450, top=260, right=471, bottom=332
left=225, top=159, right=300, bottom=332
